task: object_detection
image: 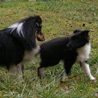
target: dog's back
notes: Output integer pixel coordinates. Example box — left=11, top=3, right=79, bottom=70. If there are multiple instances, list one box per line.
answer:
left=40, top=37, right=71, bottom=61
left=0, top=29, right=24, bottom=66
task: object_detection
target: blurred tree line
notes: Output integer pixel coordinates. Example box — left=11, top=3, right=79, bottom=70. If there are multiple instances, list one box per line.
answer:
left=0, top=0, right=58, bottom=1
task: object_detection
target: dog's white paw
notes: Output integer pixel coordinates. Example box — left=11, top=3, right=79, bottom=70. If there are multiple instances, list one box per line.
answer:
left=90, top=76, right=96, bottom=81
left=61, top=74, right=68, bottom=81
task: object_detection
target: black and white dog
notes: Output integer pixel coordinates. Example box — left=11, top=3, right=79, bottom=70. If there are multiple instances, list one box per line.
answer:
left=0, top=16, right=44, bottom=77
left=38, top=30, right=96, bottom=81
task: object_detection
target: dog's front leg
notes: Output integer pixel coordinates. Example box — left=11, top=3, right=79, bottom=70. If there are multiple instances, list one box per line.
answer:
left=9, top=64, right=23, bottom=78
left=21, top=64, right=25, bottom=75
left=80, top=61, right=96, bottom=81
left=61, top=60, right=74, bottom=81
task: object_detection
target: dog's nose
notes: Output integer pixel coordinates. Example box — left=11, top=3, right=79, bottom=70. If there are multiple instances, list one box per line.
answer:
left=43, top=38, right=45, bottom=41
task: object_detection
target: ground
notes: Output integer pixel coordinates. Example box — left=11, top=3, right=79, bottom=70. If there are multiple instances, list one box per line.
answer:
left=0, top=0, right=98, bottom=98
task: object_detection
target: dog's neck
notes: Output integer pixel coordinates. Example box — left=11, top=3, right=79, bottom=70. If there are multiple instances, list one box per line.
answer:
left=76, top=42, right=91, bottom=62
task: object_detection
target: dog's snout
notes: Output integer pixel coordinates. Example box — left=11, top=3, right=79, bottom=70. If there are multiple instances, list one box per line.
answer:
left=35, top=33, right=45, bottom=41
left=37, top=35, right=45, bottom=41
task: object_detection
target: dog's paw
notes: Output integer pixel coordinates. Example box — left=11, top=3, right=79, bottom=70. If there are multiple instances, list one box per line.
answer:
left=90, top=76, right=96, bottom=82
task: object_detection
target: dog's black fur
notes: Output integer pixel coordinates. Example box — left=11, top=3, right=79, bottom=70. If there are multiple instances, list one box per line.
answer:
left=0, top=16, right=44, bottom=75
left=38, top=30, right=95, bottom=81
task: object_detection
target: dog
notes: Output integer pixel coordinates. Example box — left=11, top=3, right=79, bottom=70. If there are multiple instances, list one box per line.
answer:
left=0, top=16, right=45, bottom=77
left=38, top=29, right=96, bottom=81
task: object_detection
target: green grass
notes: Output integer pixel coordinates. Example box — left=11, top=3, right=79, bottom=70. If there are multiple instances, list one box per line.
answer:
left=0, top=0, right=98, bottom=98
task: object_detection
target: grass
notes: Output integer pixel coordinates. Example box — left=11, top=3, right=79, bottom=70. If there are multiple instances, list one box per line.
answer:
left=0, top=0, right=98, bottom=98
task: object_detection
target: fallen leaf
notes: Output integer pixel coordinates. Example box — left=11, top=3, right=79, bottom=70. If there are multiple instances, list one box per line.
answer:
left=0, top=78, right=5, bottom=83
left=83, top=23, right=85, bottom=26
left=60, top=81, right=69, bottom=91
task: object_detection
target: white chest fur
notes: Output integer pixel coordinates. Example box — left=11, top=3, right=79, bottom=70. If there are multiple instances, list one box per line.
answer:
left=76, top=43, right=91, bottom=62
left=22, top=45, right=40, bottom=63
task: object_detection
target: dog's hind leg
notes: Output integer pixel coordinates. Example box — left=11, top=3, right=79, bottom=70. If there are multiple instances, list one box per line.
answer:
left=61, top=73, right=68, bottom=81
left=80, top=61, right=96, bottom=81
left=38, top=61, right=49, bottom=79
left=38, top=66, right=45, bottom=79
left=38, top=60, right=60, bottom=79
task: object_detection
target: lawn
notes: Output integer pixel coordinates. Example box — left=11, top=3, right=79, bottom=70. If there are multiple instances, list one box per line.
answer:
left=0, top=0, right=98, bottom=98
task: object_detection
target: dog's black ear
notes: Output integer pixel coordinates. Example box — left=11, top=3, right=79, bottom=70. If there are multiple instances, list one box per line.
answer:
left=35, top=16, right=42, bottom=26
left=73, top=29, right=81, bottom=33
left=82, top=30, right=89, bottom=33
left=81, top=30, right=89, bottom=35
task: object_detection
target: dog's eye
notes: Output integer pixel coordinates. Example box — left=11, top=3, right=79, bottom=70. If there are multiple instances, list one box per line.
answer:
left=36, top=23, right=42, bottom=27
left=36, top=25, right=42, bottom=28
